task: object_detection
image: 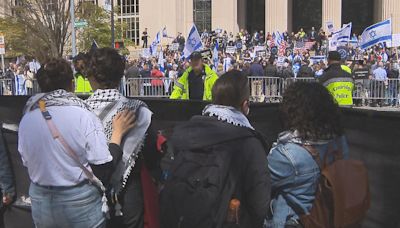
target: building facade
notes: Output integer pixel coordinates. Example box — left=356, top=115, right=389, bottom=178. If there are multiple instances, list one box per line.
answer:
left=132, top=0, right=400, bottom=46
left=1, top=0, right=400, bottom=46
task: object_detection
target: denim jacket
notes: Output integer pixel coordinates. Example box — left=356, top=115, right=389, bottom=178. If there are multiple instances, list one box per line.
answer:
left=0, top=124, right=15, bottom=208
left=266, top=131, right=349, bottom=228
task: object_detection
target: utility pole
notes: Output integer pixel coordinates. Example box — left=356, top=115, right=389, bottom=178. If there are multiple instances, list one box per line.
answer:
left=70, top=0, right=77, bottom=57
left=111, top=0, right=115, bottom=48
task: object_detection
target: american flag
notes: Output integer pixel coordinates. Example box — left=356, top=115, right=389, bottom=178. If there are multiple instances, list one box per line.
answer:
left=295, top=41, right=315, bottom=51
left=278, top=41, right=287, bottom=56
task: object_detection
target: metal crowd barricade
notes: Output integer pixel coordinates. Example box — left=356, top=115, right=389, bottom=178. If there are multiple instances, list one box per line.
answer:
left=1, top=77, right=399, bottom=106
left=0, top=78, right=41, bottom=96
left=125, top=77, right=175, bottom=98
left=248, top=77, right=284, bottom=103
left=353, top=79, right=400, bottom=106
left=0, top=79, right=14, bottom=95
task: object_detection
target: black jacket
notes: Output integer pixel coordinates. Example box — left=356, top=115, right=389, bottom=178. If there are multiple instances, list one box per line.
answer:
left=169, top=116, right=271, bottom=228
left=265, top=65, right=278, bottom=77
left=297, top=65, right=313, bottom=78
left=319, top=63, right=353, bottom=85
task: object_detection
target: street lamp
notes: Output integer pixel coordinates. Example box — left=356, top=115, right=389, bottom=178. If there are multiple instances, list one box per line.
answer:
left=111, top=0, right=115, bottom=48
left=70, top=0, right=77, bottom=57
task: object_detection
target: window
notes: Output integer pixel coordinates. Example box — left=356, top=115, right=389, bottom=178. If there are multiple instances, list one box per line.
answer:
left=117, top=0, right=140, bottom=45
left=193, top=0, right=211, bottom=32
left=118, top=0, right=138, bottom=15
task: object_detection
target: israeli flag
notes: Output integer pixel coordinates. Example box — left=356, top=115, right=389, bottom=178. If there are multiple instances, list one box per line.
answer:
left=213, top=42, right=219, bottom=71
left=183, top=24, right=203, bottom=59
left=162, top=27, right=168, bottom=38
left=275, top=31, right=283, bottom=45
left=331, top=23, right=352, bottom=46
left=158, top=48, right=165, bottom=73
left=150, top=31, right=162, bottom=56
left=360, top=19, right=392, bottom=50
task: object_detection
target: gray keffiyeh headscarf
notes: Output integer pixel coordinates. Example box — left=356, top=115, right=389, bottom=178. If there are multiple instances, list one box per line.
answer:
left=202, top=104, right=254, bottom=130
left=23, top=89, right=89, bottom=114
left=86, top=89, right=152, bottom=195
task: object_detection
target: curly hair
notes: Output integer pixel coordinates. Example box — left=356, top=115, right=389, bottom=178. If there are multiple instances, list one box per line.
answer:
left=85, top=48, right=125, bottom=89
left=280, top=82, right=343, bottom=140
left=36, top=58, right=73, bottom=92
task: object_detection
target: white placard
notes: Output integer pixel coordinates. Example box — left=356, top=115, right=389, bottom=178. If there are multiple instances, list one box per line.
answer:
left=170, top=43, right=179, bottom=51
left=225, top=46, right=236, bottom=54
left=326, top=21, right=335, bottom=33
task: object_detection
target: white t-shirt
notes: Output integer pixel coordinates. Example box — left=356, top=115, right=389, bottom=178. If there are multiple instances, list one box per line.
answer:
left=18, top=106, right=112, bottom=186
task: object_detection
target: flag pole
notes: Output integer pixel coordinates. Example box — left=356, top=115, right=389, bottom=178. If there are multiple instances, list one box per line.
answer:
left=390, top=14, right=398, bottom=62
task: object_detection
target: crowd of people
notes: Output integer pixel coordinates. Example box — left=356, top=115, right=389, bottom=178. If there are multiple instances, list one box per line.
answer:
left=1, top=26, right=399, bottom=107
left=0, top=59, right=41, bottom=96
left=0, top=47, right=370, bottom=228
left=124, top=27, right=399, bottom=106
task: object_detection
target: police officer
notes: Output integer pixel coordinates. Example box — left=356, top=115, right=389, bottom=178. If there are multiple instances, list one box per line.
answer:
left=73, top=53, right=93, bottom=94
left=170, top=51, right=218, bottom=101
left=319, top=51, right=354, bottom=107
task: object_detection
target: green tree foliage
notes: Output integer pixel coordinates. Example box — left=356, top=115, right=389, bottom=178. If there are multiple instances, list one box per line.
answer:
left=76, top=2, right=132, bottom=54
left=0, top=17, right=31, bottom=58
left=9, top=0, right=71, bottom=60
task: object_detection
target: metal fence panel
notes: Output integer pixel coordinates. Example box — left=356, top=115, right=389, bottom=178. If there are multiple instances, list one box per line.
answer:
left=1, top=77, right=399, bottom=107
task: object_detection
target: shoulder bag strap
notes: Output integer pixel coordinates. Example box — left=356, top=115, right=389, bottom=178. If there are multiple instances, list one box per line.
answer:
left=38, top=100, right=109, bottom=215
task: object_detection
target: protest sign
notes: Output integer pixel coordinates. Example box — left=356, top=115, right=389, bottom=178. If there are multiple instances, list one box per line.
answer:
left=254, top=46, right=266, bottom=53
left=337, top=46, right=349, bottom=60
left=256, top=50, right=267, bottom=57
left=277, top=56, right=286, bottom=66
left=200, top=49, right=213, bottom=60
left=226, top=46, right=236, bottom=54
left=326, top=21, right=335, bottom=33
left=270, top=46, right=278, bottom=55
left=310, top=56, right=326, bottom=64
left=170, top=43, right=179, bottom=51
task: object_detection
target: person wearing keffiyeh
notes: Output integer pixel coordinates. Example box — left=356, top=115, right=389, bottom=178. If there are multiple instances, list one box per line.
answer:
left=18, top=59, right=134, bottom=228
left=160, top=70, right=271, bottom=228
left=85, top=48, right=162, bottom=228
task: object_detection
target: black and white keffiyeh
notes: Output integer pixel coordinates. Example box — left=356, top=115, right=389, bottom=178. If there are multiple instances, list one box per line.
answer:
left=276, top=130, right=333, bottom=146
left=23, top=89, right=89, bottom=114
left=202, top=104, right=254, bottom=130
left=86, top=89, right=152, bottom=194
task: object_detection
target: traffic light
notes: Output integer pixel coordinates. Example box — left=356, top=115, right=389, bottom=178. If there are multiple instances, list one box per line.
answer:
left=115, top=41, right=124, bottom=49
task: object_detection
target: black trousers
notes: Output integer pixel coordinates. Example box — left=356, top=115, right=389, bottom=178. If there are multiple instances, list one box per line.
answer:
left=108, top=175, right=144, bottom=228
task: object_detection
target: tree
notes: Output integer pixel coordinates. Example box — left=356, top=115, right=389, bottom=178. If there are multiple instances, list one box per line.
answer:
left=76, top=2, right=132, bottom=54
left=0, top=17, right=30, bottom=58
left=4, top=0, right=72, bottom=60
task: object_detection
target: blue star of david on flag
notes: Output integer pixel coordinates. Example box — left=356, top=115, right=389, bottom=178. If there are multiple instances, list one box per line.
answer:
left=360, top=19, right=392, bottom=49
left=369, top=30, right=377, bottom=39
left=183, top=24, right=203, bottom=59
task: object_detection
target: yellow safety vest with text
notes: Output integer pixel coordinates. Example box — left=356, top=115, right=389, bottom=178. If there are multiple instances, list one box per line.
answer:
left=323, top=77, right=354, bottom=106
left=170, top=64, right=218, bottom=101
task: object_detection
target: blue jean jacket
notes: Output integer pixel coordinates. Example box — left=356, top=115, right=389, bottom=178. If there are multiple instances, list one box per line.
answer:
left=266, top=131, right=349, bottom=228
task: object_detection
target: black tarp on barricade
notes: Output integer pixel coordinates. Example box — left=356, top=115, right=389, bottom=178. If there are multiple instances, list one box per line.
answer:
left=0, top=96, right=399, bottom=228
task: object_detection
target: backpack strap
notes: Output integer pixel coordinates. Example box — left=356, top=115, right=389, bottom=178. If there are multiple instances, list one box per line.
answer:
left=303, top=145, right=323, bottom=170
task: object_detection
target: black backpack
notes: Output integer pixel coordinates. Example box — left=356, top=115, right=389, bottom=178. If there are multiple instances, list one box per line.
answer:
left=160, top=140, right=238, bottom=228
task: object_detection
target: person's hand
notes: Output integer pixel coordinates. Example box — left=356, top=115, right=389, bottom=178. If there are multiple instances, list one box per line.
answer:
left=2, top=193, right=14, bottom=206
left=110, top=110, right=136, bottom=145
